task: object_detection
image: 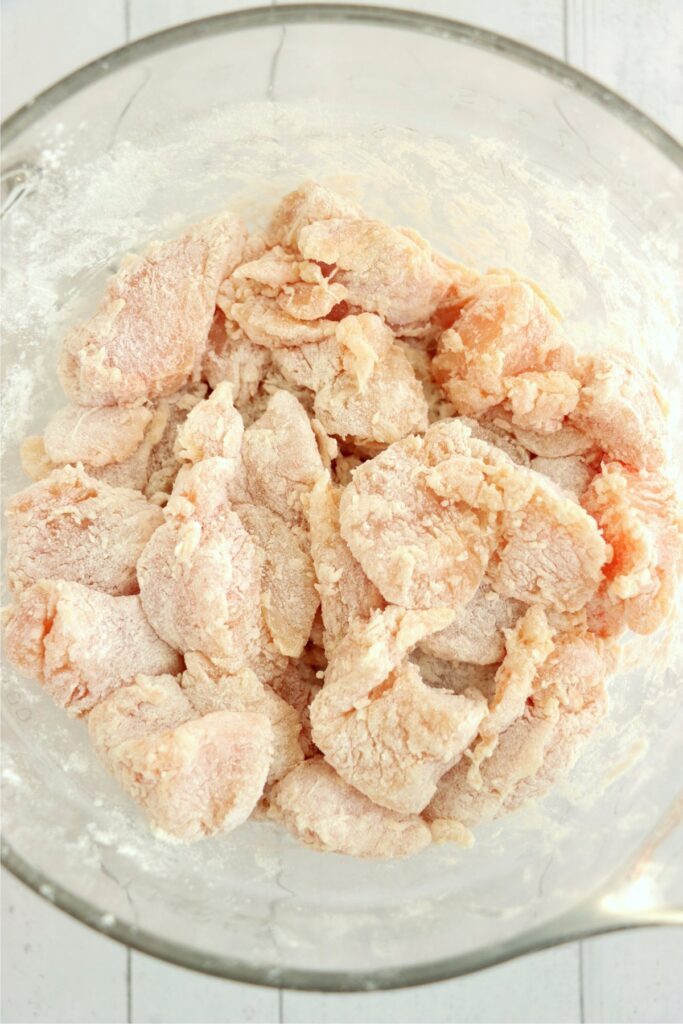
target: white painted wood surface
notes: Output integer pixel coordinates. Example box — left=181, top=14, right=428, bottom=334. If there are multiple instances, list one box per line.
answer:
left=1, top=1, right=681, bottom=1022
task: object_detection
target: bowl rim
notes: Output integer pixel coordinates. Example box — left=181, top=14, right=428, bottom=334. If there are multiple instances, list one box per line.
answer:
left=2, top=2, right=681, bottom=993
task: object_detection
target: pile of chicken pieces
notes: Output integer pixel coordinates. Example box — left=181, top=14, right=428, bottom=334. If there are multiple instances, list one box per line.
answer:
left=4, top=184, right=682, bottom=858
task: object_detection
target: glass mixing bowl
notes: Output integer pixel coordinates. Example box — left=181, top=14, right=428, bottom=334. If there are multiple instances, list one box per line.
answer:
left=2, top=4, right=682, bottom=992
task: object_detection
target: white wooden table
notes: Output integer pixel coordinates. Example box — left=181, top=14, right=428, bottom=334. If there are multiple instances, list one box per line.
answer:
left=2, top=2, right=682, bottom=1021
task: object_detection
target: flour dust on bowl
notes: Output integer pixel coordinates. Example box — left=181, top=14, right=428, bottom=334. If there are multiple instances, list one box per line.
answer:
left=2, top=6, right=682, bottom=992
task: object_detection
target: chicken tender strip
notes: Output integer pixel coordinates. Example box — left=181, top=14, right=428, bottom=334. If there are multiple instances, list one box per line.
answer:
left=6, top=465, right=163, bottom=596
left=59, top=213, right=247, bottom=405
left=310, top=606, right=487, bottom=814
left=181, top=652, right=303, bottom=783
left=307, top=472, right=384, bottom=652
left=268, top=758, right=432, bottom=859
left=4, top=580, right=182, bottom=715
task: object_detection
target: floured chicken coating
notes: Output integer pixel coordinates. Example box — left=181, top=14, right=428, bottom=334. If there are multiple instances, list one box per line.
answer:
left=22, top=386, right=208, bottom=502
left=6, top=465, right=163, bottom=596
left=433, top=280, right=568, bottom=416
left=273, top=314, right=429, bottom=446
left=418, top=580, right=526, bottom=665
left=138, top=469, right=262, bottom=666
left=426, top=631, right=611, bottom=827
left=487, top=468, right=608, bottom=612
left=4, top=580, right=182, bottom=715
left=571, top=352, right=667, bottom=471
left=236, top=503, right=319, bottom=658
left=310, top=606, right=487, bottom=814
left=267, top=758, right=432, bottom=859
left=265, top=181, right=362, bottom=249
left=60, top=214, right=247, bottom=406
left=236, top=390, right=324, bottom=531
left=466, top=606, right=555, bottom=782
left=89, top=672, right=273, bottom=840
left=88, top=673, right=192, bottom=760
left=296, top=218, right=451, bottom=326
left=582, top=462, right=683, bottom=636
left=339, top=420, right=503, bottom=609
left=307, top=472, right=384, bottom=652
left=113, top=710, right=272, bottom=841
left=43, top=404, right=154, bottom=467
left=181, top=652, right=303, bottom=783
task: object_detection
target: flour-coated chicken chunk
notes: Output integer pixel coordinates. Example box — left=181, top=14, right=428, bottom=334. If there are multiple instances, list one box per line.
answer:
left=4, top=580, right=182, bottom=715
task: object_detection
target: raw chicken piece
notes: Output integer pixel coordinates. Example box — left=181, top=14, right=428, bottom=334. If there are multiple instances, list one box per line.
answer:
left=4, top=580, right=182, bottom=715
left=582, top=462, right=683, bottom=635
left=488, top=470, right=608, bottom=612
left=269, top=658, right=322, bottom=759
left=504, top=370, right=579, bottom=434
left=530, top=455, right=595, bottom=500
left=273, top=315, right=429, bottom=446
left=137, top=495, right=263, bottom=666
left=236, top=503, right=319, bottom=658
left=174, top=381, right=244, bottom=463
left=23, top=387, right=208, bottom=501
left=310, top=606, right=487, bottom=814
left=6, top=465, right=163, bottom=597
left=467, top=606, right=555, bottom=782
left=268, top=758, right=432, bottom=859
left=339, top=419, right=504, bottom=609
left=297, top=218, right=451, bottom=326
left=59, top=214, right=247, bottom=406
left=201, top=309, right=272, bottom=405
left=227, top=292, right=339, bottom=349
left=181, top=652, right=303, bottom=783
left=570, top=352, right=668, bottom=470
left=433, top=280, right=567, bottom=415
left=238, top=390, right=324, bottom=531
left=265, top=182, right=362, bottom=248
left=43, top=404, right=153, bottom=467
left=112, top=710, right=272, bottom=841
left=411, top=650, right=498, bottom=700
left=307, top=472, right=384, bottom=651
left=418, top=580, right=526, bottom=665
left=426, top=631, right=610, bottom=827
left=88, top=673, right=192, bottom=760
